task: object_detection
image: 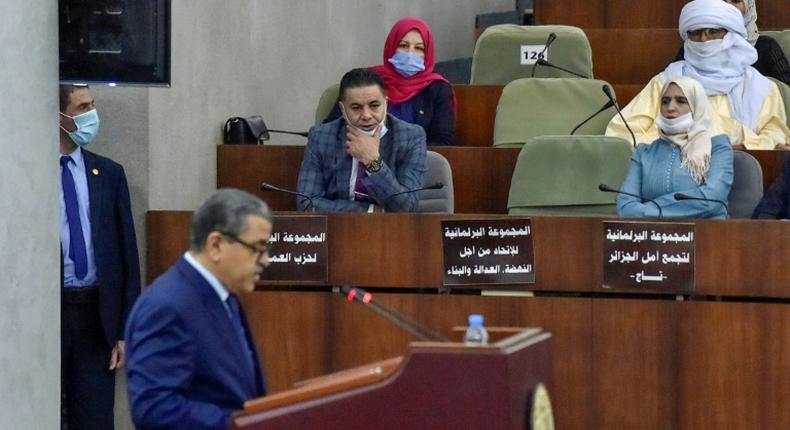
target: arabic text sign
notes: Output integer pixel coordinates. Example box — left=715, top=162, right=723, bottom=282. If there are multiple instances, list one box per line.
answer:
left=442, top=219, right=535, bottom=287
left=603, top=221, right=695, bottom=292
left=260, top=215, right=328, bottom=285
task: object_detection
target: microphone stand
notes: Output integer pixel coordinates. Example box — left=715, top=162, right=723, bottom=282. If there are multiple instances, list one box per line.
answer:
left=602, top=85, right=636, bottom=147
left=340, top=286, right=449, bottom=342
left=570, top=100, right=615, bottom=135
left=534, top=59, right=589, bottom=79
left=260, top=182, right=317, bottom=212
left=674, top=193, right=730, bottom=218
left=599, top=183, right=663, bottom=218
left=266, top=129, right=308, bottom=138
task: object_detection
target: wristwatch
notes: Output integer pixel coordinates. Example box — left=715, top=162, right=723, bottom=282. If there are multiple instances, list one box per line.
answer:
left=366, top=156, right=383, bottom=173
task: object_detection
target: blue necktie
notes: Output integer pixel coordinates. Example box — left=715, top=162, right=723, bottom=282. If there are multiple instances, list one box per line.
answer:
left=60, top=156, right=88, bottom=280
left=226, top=295, right=256, bottom=380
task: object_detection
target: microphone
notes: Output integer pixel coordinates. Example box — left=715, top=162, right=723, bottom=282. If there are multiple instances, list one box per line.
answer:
left=381, top=182, right=444, bottom=204
left=533, top=58, right=589, bottom=79
left=599, top=183, right=663, bottom=218
left=674, top=193, right=729, bottom=216
left=602, top=85, right=636, bottom=147
left=530, top=32, right=557, bottom=78
left=260, top=182, right=317, bottom=212
left=570, top=99, right=615, bottom=135
left=340, top=286, right=449, bottom=342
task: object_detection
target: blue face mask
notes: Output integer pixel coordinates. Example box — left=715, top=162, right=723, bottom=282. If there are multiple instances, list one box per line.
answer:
left=60, top=109, right=100, bottom=147
left=388, top=52, right=426, bottom=77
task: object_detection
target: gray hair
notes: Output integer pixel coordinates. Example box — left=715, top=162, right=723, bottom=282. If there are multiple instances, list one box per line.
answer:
left=189, top=188, right=273, bottom=251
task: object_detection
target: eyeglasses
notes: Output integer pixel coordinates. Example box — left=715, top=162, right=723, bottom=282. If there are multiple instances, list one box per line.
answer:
left=687, top=28, right=728, bottom=41
left=220, top=232, right=272, bottom=260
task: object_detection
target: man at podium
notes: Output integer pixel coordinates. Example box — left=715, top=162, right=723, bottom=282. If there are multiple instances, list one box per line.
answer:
left=125, top=189, right=272, bottom=429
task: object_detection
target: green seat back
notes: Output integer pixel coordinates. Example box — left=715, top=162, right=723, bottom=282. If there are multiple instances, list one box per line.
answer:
left=762, top=30, right=790, bottom=60
left=493, top=78, right=616, bottom=147
left=507, top=135, right=633, bottom=216
left=767, top=77, right=790, bottom=127
left=315, top=83, right=340, bottom=126
left=471, top=25, right=593, bottom=85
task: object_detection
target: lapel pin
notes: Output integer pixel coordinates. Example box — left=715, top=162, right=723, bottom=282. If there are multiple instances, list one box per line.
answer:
left=92, top=168, right=99, bottom=176
left=419, top=109, right=425, bottom=115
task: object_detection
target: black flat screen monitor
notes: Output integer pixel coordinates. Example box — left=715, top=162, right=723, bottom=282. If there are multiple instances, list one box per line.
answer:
left=59, top=0, right=171, bottom=86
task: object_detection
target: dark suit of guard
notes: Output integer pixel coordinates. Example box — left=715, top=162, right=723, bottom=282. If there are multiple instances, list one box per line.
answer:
left=61, top=148, right=141, bottom=429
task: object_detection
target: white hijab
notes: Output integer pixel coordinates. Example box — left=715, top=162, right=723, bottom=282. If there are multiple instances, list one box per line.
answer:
left=744, top=0, right=759, bottom=46
left=657, top=77, right=714, bottom=185
left=661, top=0, right=770, bottom=131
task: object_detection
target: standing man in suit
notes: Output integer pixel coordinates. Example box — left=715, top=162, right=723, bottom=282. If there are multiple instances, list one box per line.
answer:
left=297, top=67, right=427, bottom=212
left=125, top=188, right=271, bottom=430
left=59, top=84, right=141, bottom=429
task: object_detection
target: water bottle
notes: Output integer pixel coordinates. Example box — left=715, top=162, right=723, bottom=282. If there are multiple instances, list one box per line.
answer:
left=463, top=314, right=489, bottom=345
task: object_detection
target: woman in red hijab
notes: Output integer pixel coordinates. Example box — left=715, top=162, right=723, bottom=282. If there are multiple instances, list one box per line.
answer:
left=327, top=17, right=456, bottom=146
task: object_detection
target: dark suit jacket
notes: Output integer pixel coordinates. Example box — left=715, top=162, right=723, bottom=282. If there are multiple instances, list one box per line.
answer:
left=326, top=80, right=455, bottom=145
left=125, top=256, right=266, bottom=430
left=753, top=152, right=790, bottom=219
left=297, top=114, right=427, bottom=212
left=80, top=150, right=141, bottom=344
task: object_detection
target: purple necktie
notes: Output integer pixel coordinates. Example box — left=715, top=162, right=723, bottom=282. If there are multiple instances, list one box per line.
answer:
left=60, top=156, right=88, bottom=280
left=354, top=160, right=371, bottom=202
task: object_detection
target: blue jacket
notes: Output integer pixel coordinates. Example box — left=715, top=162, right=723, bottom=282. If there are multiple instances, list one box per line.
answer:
left=325, top=81, right=455, bottom=146
left=297, top=114, right=427, bottom=212
left=617, top=135, right=733, bottom=219
left=753, top=152, right=790, bottom=219
left=74, top=150, right=140, bottom=344
left=125, top=257, right=266, bottom=430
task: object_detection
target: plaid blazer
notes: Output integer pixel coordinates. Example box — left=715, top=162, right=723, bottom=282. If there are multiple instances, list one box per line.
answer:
left=296, top=114, right=427, bottom=212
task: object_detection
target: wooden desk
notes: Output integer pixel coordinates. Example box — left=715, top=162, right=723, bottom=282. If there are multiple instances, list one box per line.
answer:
left=217, top=145, right=786, bottom=214
left=146, top=211, right=790, bottom=430
left=149, top=212, right=790, bottom=297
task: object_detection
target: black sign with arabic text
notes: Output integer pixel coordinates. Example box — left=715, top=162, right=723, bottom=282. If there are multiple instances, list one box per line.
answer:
left=603, top=221, right=695, bottom=292
left=442, top=219, right=535, bottom=287
left=260, top=215, right=328, bottom=285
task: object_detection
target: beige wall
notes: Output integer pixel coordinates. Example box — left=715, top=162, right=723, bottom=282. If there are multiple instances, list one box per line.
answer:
left=0, top=0, right=60, bottom=428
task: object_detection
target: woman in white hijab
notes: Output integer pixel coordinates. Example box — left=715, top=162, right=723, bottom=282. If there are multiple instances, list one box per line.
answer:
left=617, top=77, right=733, bottom=219
left=671, top=0, right=790, bottom=84
left=606, top=0, right=789, bottom=150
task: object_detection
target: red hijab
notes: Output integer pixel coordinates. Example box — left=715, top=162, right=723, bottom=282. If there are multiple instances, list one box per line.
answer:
left=369, top=17, right=454, bottom=107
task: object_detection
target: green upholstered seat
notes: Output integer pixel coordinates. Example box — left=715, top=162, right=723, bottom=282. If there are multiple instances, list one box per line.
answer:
left=314, top=83, right=340, bottom=126
left=493, top=78, right=617, bottom=147
left=767, top=77, right=790, bottom=128
left=471, top=24, right=593, bottom=85
left=507, top=135, right=633, bottom=216
left=762, top=30, right=790, bottom=60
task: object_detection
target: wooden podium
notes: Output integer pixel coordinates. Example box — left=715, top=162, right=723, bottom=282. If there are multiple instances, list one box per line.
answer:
left=231, top=329, right=553, bottom=430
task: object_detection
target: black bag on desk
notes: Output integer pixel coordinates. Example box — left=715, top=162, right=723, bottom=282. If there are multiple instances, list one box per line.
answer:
left=223, top=115, right=270, bottom=145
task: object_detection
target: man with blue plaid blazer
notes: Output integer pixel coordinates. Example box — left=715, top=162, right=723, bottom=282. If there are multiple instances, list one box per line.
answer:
left=297, top=68, right=427, bottom=212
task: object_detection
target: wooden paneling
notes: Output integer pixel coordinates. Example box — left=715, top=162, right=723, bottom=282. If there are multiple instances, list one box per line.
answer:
left=533, top=0, right=789, bottom=29
left=238, top=291, right=790, bottom=430
left=592, top=299, right=678, bottom=429
left=218, top=146, right=786, bottom=216
left=587, top=29, right=681, bottom=85
left=454, top=85, right=502, bottom=147
left=217, top=145, right=520, bottom=214
left=431, top=146, right=519, bottom=212
left=148, top=212, right=790, bottom=297
left=145, top=210, right=191, bottom=284
left=677, top=302, right=790, bottom=429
